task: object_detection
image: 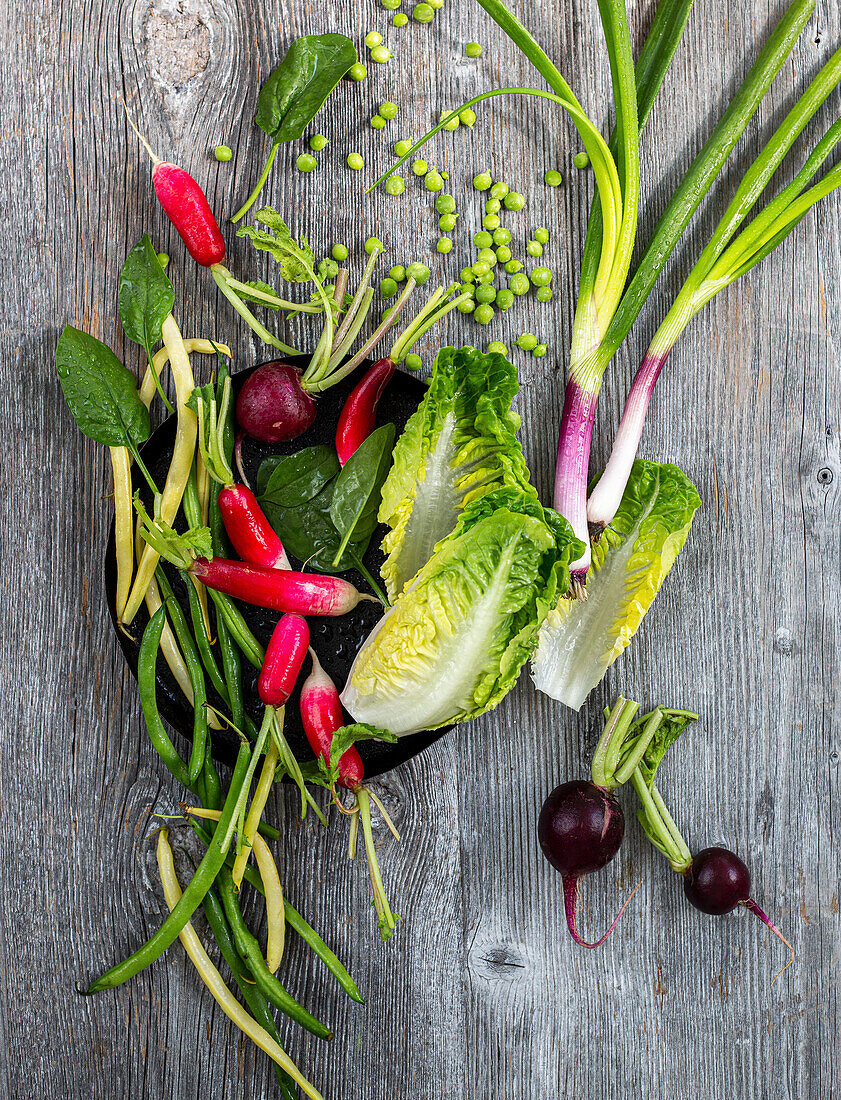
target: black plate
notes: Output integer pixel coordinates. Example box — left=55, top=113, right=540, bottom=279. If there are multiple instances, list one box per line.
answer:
left=105, top=358, right=453, bottom=777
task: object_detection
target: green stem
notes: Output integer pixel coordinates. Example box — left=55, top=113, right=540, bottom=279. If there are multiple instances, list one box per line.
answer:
left=231, top=144, right=279, bottom=224
left=614, top=707, right=664, bottom=786
left=211, top=264, right=299, bottom=354
left=590, top=696, right=639, bottom=788
left=356, top=787, right=398, bottom=941
left=630, top=770, right=692, bottom=873
left=350, top=552, right=390, bottom=608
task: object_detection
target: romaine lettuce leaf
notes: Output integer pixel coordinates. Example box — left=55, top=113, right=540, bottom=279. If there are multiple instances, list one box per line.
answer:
left=342, top=488, right=583, bottom=735
left=531, top=459, right=701, bottom=710
left=378, top=346, right=535, bottom=601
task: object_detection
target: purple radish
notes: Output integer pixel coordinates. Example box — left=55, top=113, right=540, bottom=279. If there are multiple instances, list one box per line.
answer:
left=236, top=362, right=316, bottom=443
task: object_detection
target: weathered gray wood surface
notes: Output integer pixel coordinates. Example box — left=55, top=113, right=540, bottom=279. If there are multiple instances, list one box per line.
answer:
left=1, top=0, right=839, bottom=1096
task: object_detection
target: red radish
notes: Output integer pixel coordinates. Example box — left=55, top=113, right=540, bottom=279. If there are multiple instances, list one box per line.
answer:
left=219, top=484, right=290, bottom=570
left=190, top=557, right=372, bottom=616
left=258, top=615, right=310, bottom=706
left=335, top=357, right=395, bottom=466
left=299, top=650, right=364, bottom=789
left=236, top=363, right=317, bottom=444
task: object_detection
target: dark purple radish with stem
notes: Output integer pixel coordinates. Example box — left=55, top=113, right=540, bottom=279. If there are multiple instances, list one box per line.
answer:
left=236, top=363, right=317, bottom=443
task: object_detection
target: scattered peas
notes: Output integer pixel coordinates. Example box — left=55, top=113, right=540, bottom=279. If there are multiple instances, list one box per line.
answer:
left=371, top=115, right=386, bottom=129
left=296, top=152, right=318, bottom=172
left=536, top=285, right=553, bottom=302
left=429, top=0, right=444, bottom=7
left=489, top=181, right=509, bottom=199
left=495, top=288, right=514, bottom=311
left=407, top=262, right=431, bottom=284
left=510, top=273, right=530, bottom=295
left=371, top=45, right=392, bottom=62
left=437, top=237, right=453, bottom=253
left=439, top=213, right=457, bottom=231
left=504, top=259, right=522, bottom=274
left=476, top=272, right=495, bottom=284
left=517, top=333, right=537, bottom=351
left=385, top=175, right=406, bottom=195
left=530, top=266, right=552, bottom=287
left=156, top=252, right=170, bottom=268
left=320, top=258, right=340, bottom=278
left=533, top=343, right=548, bottom=358
left=495, top=245, right=512, bottom=263
left=493, top=227, right=511, bottom=246
left=365, top=30, right=383, bottom=47
left=347, top=152, right=364, bottom=170
left=474, top=303, right=494, bottom=325
left=331, top=243, right=349, bottom=261
left=382, top=0, right=401, bottom=7
left=380, top=277, right=399, bottom=298
left=439, top=110, right=460, bottom=132
left=389, top=265, right=406, bottom=281
left=460, top=282, right=476, bottom=296
left=381, top=101, right=399, bottom=119
left=573, top=151, right=590, bottom=169
left=347, top=62, right=367, bottom=81
left=405, top=353, right=423, bottom=371
left=308, top=136, right=328, bottom=155
left=544, top=169, right=563, bottom=186
left=476, top=248, right=497, bottom=266
left=425, top=171, right=444, bottom=192
left=457, top=298, right=475, bottom=313
left=534, top=227, right=549, bottom=244
left=474, top=230, right=493, bottom=249
left=460, top=267, right=476, bottom=283
left=503, top=191, right=525, bottom=211
left=393, top=12, right=409, bottom=25
left=395, top=139, right=413, bottom=157
left=483, top=214, right=501, bottom=230
left=459, top=108, right=477, bottom=128
left=475, top=284, right=496, bottom=304
left=486, top=341, right=508, bottom=355
left=465, top=41, right=483, bottom=57
left=214, top=145, right=232, bottom=162
left=472, top=260, right=490, bottom=277
left=436, top=194, right=456, bottom=214
left=365, top=236, right=385, bottom=254
left=472, top=171, right=492, bottom=191
left=412, top=159, right=429, bottom=175
left=413, top=2, right=435, bottom=21
left=526, top=240, right=543, bottom=257
left=484, top=199, right=501, bottom=215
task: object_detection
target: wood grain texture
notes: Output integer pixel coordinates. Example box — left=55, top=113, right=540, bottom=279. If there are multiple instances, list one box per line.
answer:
left=1, top=0, right=839, bottom=1096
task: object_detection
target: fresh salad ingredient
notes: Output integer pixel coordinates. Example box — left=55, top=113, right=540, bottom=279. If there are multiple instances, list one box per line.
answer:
left=190, top=557, right=373, bottom=616
left=236, top=362, right=317, bottom=442
left=300, top=651, right=364, bottom=790
left=258, top=614, right=311, bottom=705
left=335, top=360, right=395, bottom=466
left=219, top=483, right=291, bottom=569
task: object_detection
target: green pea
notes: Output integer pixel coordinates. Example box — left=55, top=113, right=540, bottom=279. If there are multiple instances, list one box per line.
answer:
left=460, top=266, right=475, bottom=283
left=331, top=243, right=349, bottom=261
left=407, top=262, right=431, bottom=284
left=380, top=278, right=399, bottom=299
left=347, top=152, right=364, bottom=169
left=381, top=101, right=399, bottom=119
left=389, top=265, right=406, bottom=282
left=382, top=0, right=401, bottom=8
left=429, top=0, right=444, bottom=7
left=413, top=2, right=435, bottom=21
left=476, top=272, right=494, bottom=284
left=347, top=62, right=367, bottom=81
left=504, top=191, right=525, bottom=211
left=214, top=145, right=232, bottom=162
left=395, top=139, right=413, bottom=157
left=472, top=261, right=490, bottom=277
left=526, top=240, right=543, bottom=257
left=309, top=134, right=328, bottom=152
left=457, top=298, right=475, bottom=313
left=405, top=353, right=423, bottom=371
left=322, top=256, right=340, bottom=277
left=465, top=41, right=482, bottom=57
left=460, top=282, right=476, bottom=296
left=473, top=230, right=493, bottom=249
left=489, top=181, right=508, bottom=199
left=296, top=152, right=317, bottom=172
left=510, top=273, right=530, bottom=295
left=504, top=259, right=523, bottom=274
left=365, top=236, right=385, bottom=254
left=385, top=175, right=406, bottom=195
left=486, top=341, right=508, bottom=355
left=156, top=252, right=170, bottom=269
left=492, top=227, right=511, bottom=246
left=573, top=151, right=590, bottom=168
left=412, top=159, right=429, bottom=175
left=436, top=237, right=451, bottom=253
left=544, top=169, right=563, bottom=186
left=459, top=108, right=477, bottom=128
left=439, top=213, right=457, bottom=231
left=439, top=110, right=460, bottom=132
left=483, top=214, right=501, bottom=230
left=436, top=194, right=456, bottom=214
left=425, top=172, right=444, bottom=192
left=536, top=286, right=553, bottom=302
left=392, top=12, right=409, bottom=25
left=484, top=198, right=501, bottom=215
left=365, top=30, right=383, bottom=47
left=371, top=115, right=386, bottom=129
left=517, top=333, right=537, bottom=351
left=533, top=344, right=548, bottom=358
left=495, top=245, right=512, bottom=263
left=534, top=227, right=549, bottom=244
left=530, top=266, right=552, bottom=287
left=475, top=284, right=496, bottom=304
left=474, top=303, right=494, bottom=325
left=495, top=288, right=514, bottom=311
left=472, top=171, right=492, bottom=191
left=476, top=248, right=497, bottom=266
left=371, top=45, right=392, bottom=62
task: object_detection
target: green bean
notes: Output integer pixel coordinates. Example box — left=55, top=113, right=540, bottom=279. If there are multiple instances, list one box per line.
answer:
left=156, top=569, right=208, bottom=784
left=184, top=573, right=229, bottom=704
left=85, top=725, right=261, bottom=993
left=218, top=868, right=333, bottom=1040
left=202, top=888, right=298, bottom=1098
left=202, top=753, right=223, bottom=812
left=208, top=588, right=264, bottom=669
left=138, top=608, right=192, bottom=789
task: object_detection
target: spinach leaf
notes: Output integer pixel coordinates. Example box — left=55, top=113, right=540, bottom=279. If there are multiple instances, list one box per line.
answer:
left=330, top=424, right=396, bottom=566
left=262, top=481, right=362, bottom=573
left=259, top=446, right=339, bottom=508
left=257, top=35, right=357, bottom=145
left=55, top=325, right=150, bottom=449
left=118, top=235, right=173, bottom=364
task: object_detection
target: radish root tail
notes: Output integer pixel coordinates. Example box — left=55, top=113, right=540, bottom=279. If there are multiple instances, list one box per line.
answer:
left=562, top=875, right=641, bottom=949
left=740, top=898, right=794, bottom=984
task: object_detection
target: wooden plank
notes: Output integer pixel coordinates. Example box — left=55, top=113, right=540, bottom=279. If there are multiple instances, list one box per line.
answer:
left=0, top=0, right=838, bottom=1096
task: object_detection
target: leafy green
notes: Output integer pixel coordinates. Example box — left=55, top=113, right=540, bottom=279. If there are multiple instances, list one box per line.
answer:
left=237, top=209, right=317, bottom=283
left=378, top=345, right=536, bottom=601
left=315, top=723, right=395, bottom=788
left=634, top=708, right=698, bottom=790
left=330, top=424, right=395, bottom=566
left=118, top=235, right=174, bottom=370
left=342, top=488, right=583, bottom=735
left=532, top=459, right=700, bottom=710
left=256, top=35, right=357, bottom=145
left=261, top=482, right=356, bottom=572
left=258, top=447, right=340, bottom=507
left=55, top=325, right=151, bottom=449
